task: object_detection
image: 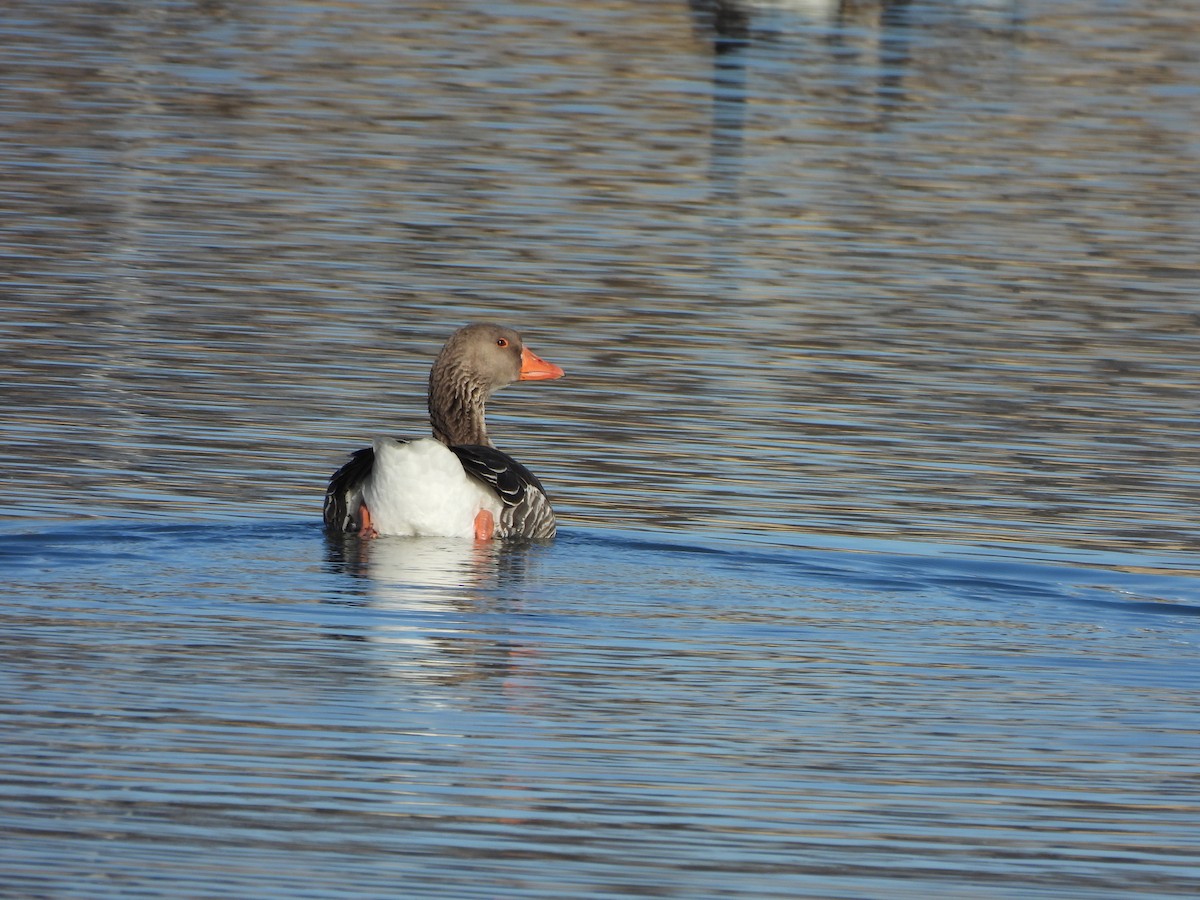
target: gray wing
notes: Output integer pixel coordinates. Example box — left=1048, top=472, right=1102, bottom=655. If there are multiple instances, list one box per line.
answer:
left=450, top=444, right=557, bottom=540
left=323, top=446, right=375, bottom=533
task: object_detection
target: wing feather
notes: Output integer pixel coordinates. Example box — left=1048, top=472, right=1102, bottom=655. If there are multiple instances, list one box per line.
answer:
left=323, top=446, right=376, bottom=533
left=450, top=444, right=557, bottom=539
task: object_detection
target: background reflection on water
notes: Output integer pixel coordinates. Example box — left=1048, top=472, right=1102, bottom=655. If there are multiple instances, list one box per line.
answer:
left=2, top=0, right=1199, bottom=897
left=3, top=0, right=1196, bottom=560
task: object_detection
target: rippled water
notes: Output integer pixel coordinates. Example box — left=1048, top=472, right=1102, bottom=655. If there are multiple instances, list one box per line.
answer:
left=5, top=521, right=1200, bottom=898
left=3, top=0, right=1199, bottom=896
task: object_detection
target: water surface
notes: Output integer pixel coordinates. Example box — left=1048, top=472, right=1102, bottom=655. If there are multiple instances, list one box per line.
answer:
left=4, top=521, right=1200, bottom=898
left=2, top=0, right=1199, bottom=896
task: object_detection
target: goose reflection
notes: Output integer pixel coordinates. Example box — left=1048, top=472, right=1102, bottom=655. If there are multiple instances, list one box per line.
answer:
left=324, top=533, right=544, bottom=684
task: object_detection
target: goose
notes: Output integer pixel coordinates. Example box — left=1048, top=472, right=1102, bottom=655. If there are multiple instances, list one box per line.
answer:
left=323, top=323, right=564, bottom=540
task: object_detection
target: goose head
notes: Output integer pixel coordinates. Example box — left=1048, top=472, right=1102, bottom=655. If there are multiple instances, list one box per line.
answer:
left=427, top=323, right=563, bottom=447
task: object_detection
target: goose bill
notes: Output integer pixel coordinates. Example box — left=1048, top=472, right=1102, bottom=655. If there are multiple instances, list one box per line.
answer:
left=519, top=347, right=565, bottom=381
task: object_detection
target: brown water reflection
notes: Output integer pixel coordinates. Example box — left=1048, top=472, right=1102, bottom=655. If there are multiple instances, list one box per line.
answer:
left=1, top=0, right=1197, bottom=563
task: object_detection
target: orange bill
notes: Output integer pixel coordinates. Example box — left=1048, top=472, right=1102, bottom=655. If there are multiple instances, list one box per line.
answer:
left=519, top=346, right=565, bottom=381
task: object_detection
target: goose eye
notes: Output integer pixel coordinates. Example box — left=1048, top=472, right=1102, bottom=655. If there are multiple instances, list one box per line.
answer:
left=496, top=338, right=509, bottom=348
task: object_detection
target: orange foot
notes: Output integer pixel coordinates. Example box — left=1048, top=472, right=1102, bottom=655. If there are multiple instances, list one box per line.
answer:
left=474, top=508, right=495, bottom=541
left=358, top=502, right=379, bottom=539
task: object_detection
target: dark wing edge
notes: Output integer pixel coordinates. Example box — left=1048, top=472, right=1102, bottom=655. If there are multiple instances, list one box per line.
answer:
left=323, top=446, right=375, bottom=533
left=450, top=444, right=557, bottom=540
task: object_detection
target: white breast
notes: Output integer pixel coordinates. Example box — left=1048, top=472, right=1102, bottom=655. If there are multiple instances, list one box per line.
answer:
left=362, top=437, right=502, bottom=538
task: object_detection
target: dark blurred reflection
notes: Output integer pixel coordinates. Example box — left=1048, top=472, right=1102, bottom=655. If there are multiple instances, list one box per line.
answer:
left=688, top=0, right=752, bottom=190
left=688, top=0, right=920, bottom=196
left=875, top=1, right=913, bottom=118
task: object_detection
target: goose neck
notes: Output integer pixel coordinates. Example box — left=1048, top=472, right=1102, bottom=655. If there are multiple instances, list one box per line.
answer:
left=428, top=369, right=491, bottom=447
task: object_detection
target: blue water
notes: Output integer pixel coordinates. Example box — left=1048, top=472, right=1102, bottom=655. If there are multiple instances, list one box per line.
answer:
left=3, top=521, right=1199, bottom=898
left=3, top=0, right=1200, bottom=895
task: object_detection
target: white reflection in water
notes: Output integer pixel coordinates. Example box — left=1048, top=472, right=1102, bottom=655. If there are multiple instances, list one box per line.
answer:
left=325, top=533, right=542, bottom=684
left=360, top=537, right=493, bottom=605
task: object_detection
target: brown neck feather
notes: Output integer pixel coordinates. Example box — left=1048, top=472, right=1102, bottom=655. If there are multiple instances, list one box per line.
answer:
left=428, top=363, right=491, bottom=447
